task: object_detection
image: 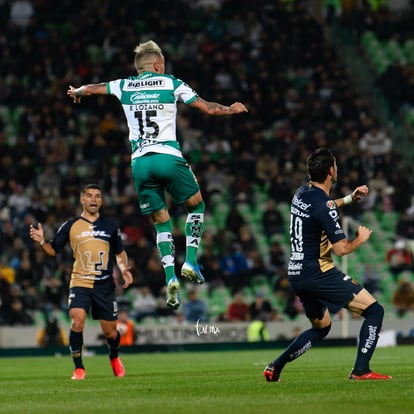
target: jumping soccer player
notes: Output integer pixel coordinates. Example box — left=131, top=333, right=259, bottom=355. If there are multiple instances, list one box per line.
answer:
left=67, top=40, right=248, bottom=310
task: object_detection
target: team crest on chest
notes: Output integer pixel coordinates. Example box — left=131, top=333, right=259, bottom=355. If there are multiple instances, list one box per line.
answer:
left=326, top=200, right=336, bottom=209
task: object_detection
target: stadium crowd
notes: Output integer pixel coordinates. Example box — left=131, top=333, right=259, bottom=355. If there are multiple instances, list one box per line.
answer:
left=1, top=0, right=414, bottom=327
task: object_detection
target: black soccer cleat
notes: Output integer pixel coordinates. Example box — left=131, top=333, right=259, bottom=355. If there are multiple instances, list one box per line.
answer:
left=264, top=363, right=281, bottom=382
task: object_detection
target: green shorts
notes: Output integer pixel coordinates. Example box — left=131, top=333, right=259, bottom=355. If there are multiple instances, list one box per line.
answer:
left=131, top=153, right=200, bottom=215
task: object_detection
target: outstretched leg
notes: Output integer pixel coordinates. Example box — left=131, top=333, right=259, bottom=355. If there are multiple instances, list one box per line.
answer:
left=349, top=302, right=391, bottom=380
left=264, top=324, right=331, bottom=382
left=152, top=209, right=180, bottom=310
left=181, top=198, right=205, bottom=284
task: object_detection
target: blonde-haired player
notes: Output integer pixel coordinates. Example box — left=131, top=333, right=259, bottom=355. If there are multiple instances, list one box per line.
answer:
left=67, top=40, right=248, bottom=310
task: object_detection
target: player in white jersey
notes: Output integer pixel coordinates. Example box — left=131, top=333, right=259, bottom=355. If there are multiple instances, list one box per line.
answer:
left=67, top=40, right=248, bottom=310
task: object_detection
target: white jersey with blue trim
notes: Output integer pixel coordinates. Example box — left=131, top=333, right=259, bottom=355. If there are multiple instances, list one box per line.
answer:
left=107, top=72, right=198, bottom=159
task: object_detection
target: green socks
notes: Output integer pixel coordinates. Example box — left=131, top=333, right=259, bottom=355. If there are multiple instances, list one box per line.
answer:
left=154, top=220, right=176, bottom=283
left=185, top=201, right=205, bottom=265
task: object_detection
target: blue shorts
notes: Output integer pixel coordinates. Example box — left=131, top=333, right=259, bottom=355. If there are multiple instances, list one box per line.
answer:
left=289, top=268, right=363, bottom=319
left=68, top=285, right=118, bottom=321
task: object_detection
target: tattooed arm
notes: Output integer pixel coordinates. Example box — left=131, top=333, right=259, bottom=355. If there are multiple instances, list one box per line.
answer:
left=67, top=83, right=108, bottom=103
left=189, top=96, right=248, bottom=115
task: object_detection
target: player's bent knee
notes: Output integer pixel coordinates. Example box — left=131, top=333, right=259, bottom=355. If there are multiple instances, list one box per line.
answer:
left=187, top=199, right=205, bottom=213
left=361, top=302, right=384, bottom=319
left=318, top=323, right=331, bottom=339
left=310, top=323, right=331, bottom=341
left=71, top=321, right=85, bottom=331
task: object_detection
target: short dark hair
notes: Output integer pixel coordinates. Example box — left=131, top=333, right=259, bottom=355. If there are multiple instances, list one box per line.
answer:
left=81, top=183, right=101, bottom=194
left=306, top=148, right=335, bottom=183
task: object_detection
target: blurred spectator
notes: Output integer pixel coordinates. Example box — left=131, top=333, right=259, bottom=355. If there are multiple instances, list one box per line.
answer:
left=36, top=165, right=61, bottom=199
left=22, top=284, right=39, bottom=313
left=377, top=61, right=404, bottom=114
left=171, top=310, right=186, bottom=325
left=118, top=202, right=147, bottom=247
left=224, top=292, right=250, bottom=322
left=16, top=155, right=36, bottom=187
left=267, top=176, right=293, bottom=203
left=261, top=199, right=285, bottom=242
left=255, top=152, right=278, bottom=190
left=202, top=162, right=230, bottom=202
left=358, top=125, right=393, bottom=176
left=205, top=133, right=231, bottom=160
left=41, top=275, right=65, bottom=311
left=361, top=264, right=383, bottom=296
left=28, top=193, right=49, bottom=224
left=267, top=241, right=288, bottom=277
left=14, top=214, right=35, bottom=249
left=198, top=246, right=223, bottom=288
left=219, top=243, right=250, bottom=294
left=247, top=318, right=270, bottom=342
left=171, top=225, right=186, bottom=265
left=283, top=290, right=304, bottom=320
left=114, top=284, right=131, bottom=311
left=247, top=249, right=269, bottom=278
left=144, top=248, right=168, bottom=298
left=30, top=249, right=55, bottom=288
left=132, top=285, right=158, bottom=323
left=224, top=208, right=245, bottom=238
left=7, top=183, right=30, bottom=219
left=385, top=239, right=413, bottom=280
left=237, top=224, right=256, bottom=253
left=392, top=279, right=414, bottom=318
left=116, top=310, right=136, bottom=346
left=4, top=297, right=34, bottom=326
left=0, top=258, right=16, bottom=285
left=391, top=172, right=412, bottom=213
left=231, top=178, right=255, bottom=207
left=9, top=0, right=34, bottom=28
left=395, top=212, right=414, bottom=240
left=367, top=169, right=394, bottom=212
left=212, top=228, right=234, bottom=257
left=0, top=271, right=12, bottom=325
left=182, top=289, right=208, bottom=323
left=273, top=270, right=291, bottom=304
left=125, top=242, right=151, bottom=285
left=37, top=314, right=68, bottom=347
left=249, top=291, right=280, bottom=321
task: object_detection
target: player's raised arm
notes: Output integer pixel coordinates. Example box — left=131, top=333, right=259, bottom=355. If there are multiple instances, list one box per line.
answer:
left=335, top=185, right=369, bottom=208
left=67, top=83, right=108, bottom=103
left=189, top=96, right=248, bottom=116
left=29, top=223, right=56, bottom=256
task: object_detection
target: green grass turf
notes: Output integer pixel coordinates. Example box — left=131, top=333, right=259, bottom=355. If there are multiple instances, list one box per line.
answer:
left=0, top=345, right=413, bottom=414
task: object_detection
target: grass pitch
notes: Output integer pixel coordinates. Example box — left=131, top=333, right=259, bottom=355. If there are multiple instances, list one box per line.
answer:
left=0, top=345, right=413, bottom=414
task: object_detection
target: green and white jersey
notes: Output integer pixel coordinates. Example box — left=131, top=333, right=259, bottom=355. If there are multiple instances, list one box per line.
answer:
left=107, top=72, right=198, bottom=159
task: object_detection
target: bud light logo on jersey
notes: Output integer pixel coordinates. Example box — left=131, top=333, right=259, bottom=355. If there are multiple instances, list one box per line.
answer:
left=127, top=79, right=164, bottom=88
